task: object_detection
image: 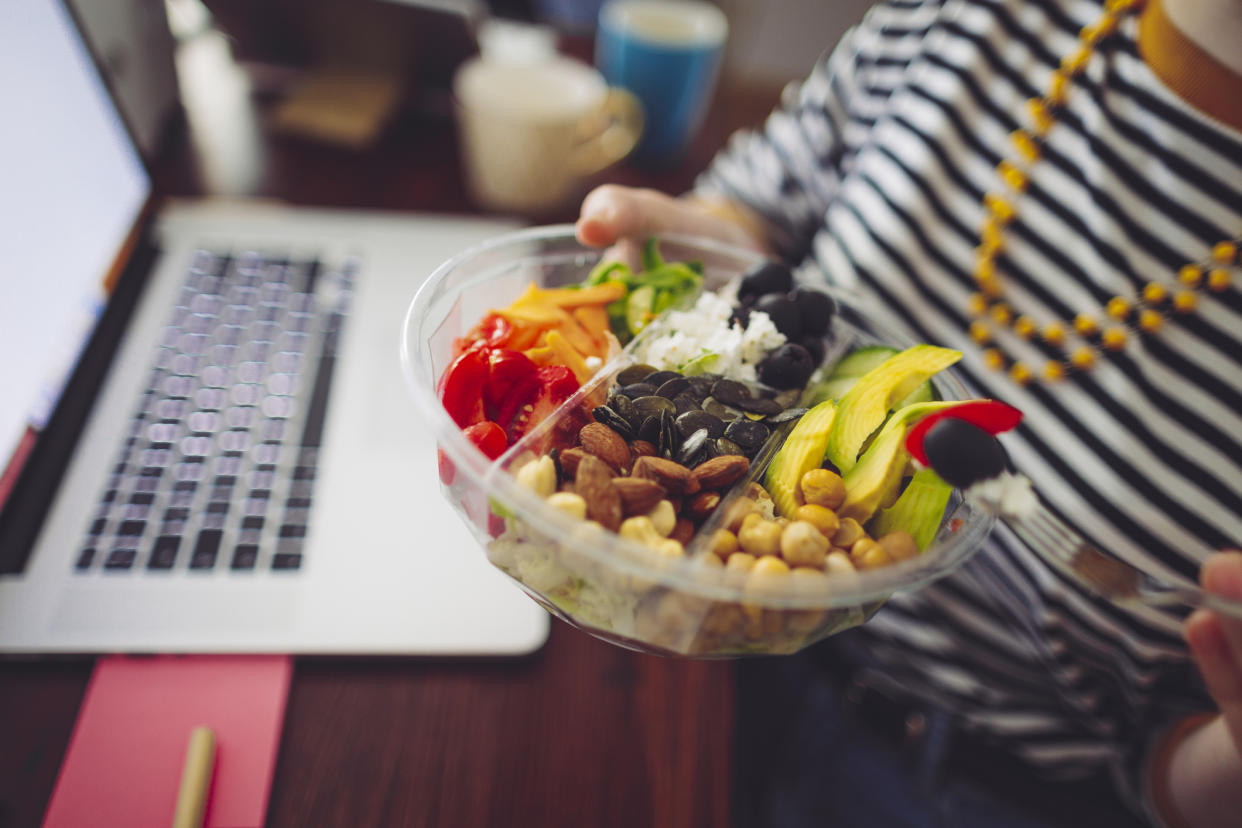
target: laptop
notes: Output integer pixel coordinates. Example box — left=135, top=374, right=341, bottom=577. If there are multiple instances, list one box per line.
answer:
left=0, top=0, right=550, bottom=655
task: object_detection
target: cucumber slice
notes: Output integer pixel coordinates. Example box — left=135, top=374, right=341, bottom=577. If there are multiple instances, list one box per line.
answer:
left=806, top=345, right=938, bottom=408
left=826, top=345, right=901, bottom=380
left=626, top=285, right=656, bottom=335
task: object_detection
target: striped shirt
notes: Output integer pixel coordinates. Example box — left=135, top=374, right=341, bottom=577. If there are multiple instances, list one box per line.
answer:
left=697, top=0, right=1242, bottom=811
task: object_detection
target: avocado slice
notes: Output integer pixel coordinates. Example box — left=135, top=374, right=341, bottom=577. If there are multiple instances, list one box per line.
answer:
left=825, top=345, right=962, bottom=474
left=763, top=399, right=837, bottom=517
left=869, top=466, right=954, bottom=551
left=837, top=400, right=959, bottom=524
left=804, top=345, right=937, bottom=408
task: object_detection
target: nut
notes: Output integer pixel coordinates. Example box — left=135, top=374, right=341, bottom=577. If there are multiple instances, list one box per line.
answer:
left=630, top=440, right=657, bottom=458
left=557, top=448, right=587, bottom=479
left=691, top=455, right=750, bottom=490
left=780, top=520, right=830, bottom=568
left=793, top=503, right=840, bottom=538
left=546, top=491, right=587, bottom=520
left=685, top=490, right=722, bottom=521
left=670, top=517, right=696, bottom=546
left=631, top=456, right=696, bottom=495
left=515, top=455, right=557, bottom=498
left=574, top=454, right=623, bottom=531
left=646, top=500, right=677, bottom=537
left=879, top=530, right=919, bottom=562
left=579, top=422, right=632, bottom=472
left=612, top=477, right=666, bottom=516
left=801, top=468, right=846, bottom=510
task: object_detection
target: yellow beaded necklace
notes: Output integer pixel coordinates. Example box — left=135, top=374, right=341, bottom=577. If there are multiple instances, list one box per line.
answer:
left=967, top=0, right=1241, bottom=386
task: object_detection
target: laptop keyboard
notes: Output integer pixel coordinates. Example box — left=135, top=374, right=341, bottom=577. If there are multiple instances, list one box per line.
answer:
left=75, top=249, right=356, bottom=575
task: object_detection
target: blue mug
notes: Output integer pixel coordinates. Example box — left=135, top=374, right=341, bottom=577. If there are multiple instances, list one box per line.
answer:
left=595, top=0, right=728, bottom=166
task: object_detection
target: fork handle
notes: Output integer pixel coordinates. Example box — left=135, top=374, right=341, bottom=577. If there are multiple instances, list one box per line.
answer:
left=1139, top=585, right=1242, bottom=620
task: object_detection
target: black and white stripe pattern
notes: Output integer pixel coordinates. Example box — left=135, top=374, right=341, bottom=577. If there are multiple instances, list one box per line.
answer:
left=699, top=0, right=1241, bottom=809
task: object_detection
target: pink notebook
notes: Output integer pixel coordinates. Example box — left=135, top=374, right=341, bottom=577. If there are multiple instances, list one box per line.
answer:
left=43, top=655, right=292, bottom=828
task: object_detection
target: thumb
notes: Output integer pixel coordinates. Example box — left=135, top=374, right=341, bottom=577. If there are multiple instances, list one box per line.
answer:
left=575, top=185, right=767, bottom=252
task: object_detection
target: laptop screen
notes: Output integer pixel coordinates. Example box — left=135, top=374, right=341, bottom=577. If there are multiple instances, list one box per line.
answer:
left=0, top=0, right=150, bottom=510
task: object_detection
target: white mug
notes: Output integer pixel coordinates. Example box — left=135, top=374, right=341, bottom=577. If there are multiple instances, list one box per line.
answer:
left=453, top=56, right=643, bottom=215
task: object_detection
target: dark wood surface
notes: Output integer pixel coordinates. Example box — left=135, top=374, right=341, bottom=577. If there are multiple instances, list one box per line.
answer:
left=0, top=20, right=786, bottom=828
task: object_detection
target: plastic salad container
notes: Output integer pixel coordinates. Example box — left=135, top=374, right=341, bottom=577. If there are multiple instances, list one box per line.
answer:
left=401, top=226, right=994, bottom=657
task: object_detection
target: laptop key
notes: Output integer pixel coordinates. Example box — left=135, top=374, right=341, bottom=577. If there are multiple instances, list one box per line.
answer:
left=190, top=530, right=223, bottom=569
left=104, top=549, right=136, bottom=570
left=231, top=545, right=258, bottom=570
left=271, top=552, right=302, bottom=570
left=147, top=536, right=180, bottom=570
left=76, top=548, right=96, bottom=570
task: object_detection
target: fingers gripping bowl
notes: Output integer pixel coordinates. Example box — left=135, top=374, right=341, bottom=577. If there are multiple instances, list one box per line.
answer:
left=401, top=227, right=994, bottom=657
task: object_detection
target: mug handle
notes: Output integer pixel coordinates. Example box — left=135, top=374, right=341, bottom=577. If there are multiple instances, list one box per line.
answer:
left=569, top=87, right=644, bottom=176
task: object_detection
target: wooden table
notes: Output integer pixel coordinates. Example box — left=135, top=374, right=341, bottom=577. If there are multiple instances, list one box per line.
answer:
left=0, top=23, right=787, bottom=828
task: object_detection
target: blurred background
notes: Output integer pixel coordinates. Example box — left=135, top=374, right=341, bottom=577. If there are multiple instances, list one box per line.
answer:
left=72, top=0, right=875, bottom=209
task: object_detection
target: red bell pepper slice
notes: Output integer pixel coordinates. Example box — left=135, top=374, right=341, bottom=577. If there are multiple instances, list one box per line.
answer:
left=905, top=400, right=1023, bottom=466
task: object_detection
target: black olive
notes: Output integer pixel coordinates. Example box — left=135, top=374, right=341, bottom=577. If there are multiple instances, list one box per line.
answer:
left=738, top=260, right=794, bottom=301
left=798, top=333, right=826, bottom=367
left=752, top=294, right=802, bottom=340
left=756, top=343, right=815, bottom=390
left=792, top=288, right=837, bottom=336
left=731, top=304, right=751, bottom=329
left=922, top=418, right=1009, bottom=489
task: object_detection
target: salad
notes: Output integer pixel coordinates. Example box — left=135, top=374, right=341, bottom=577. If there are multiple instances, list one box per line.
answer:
left=431, top=239, right=1006, bottom=655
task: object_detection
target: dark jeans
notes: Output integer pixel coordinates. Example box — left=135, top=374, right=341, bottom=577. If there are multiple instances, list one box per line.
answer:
left=733, top=645, right=1153, bottom=828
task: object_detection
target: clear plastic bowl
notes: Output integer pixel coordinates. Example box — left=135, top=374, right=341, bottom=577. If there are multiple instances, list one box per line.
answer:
left=401, top=226, right=993, bottom=657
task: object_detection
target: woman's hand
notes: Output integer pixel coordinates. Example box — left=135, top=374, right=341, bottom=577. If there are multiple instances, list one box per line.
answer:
left=1159, top=552, right=1242, bottom=828
left=574, top=185, right=771, bottom=264
left=1186, top=552, right=1242, bottom=757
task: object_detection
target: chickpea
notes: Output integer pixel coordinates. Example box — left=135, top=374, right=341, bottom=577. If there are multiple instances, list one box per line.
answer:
left=879, top=530, right=919, bottom=562
left=546, top=491, right=587, bottom=520
left=694, top=551, right=724, bottom=569
left=833, top=517, right=867, bottom=549
left=858, top=542, right=892, bottom=570
left=737, top=516, right=782, bottom=557
left=707, top=529, right=739, bottom=560
left=726, top=552, right=757, bottom=573
left=751, top=555, right=791, bottom=576
left=801, top=468, right=846, bottom=510
left=825, top=550, right=856, bottom=576
left=646, top=500, right=677, bottom=537
left=850, top=536, right=881, bottom=561
left=780, top=520, right=830, bottom=568
left=793, top=503, right=840, bottom=538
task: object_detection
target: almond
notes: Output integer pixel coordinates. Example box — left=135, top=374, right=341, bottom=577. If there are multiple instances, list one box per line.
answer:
left=670, top=517, right=697, bottom=546
left=631, top=456, right=694, bottom=495
left=685, top=490, right=722, bottom=521
left=612, top=477, right=666, bottom=516
left=691, top=455, right=750, bottom=491
left=579, top=422, right=632, bottom=473
left=575, top=455, right=623, bottom=531
left=557, top=447, right=588, bottom=479
left=630, top=440, right=657, bottom=458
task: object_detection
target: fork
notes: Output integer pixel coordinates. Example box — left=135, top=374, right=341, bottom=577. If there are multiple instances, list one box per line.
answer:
left=1000, top=495, right=1242, bottom=621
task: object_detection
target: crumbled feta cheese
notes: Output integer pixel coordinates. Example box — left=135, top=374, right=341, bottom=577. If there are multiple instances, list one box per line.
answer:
left=967, top=472, right=1039, bottom=518
left=631, top=291, right=787, bottom=381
